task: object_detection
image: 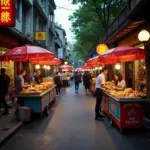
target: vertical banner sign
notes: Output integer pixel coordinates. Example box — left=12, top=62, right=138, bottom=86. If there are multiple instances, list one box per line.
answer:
left=58, top=48, right=63, bottom=59
left=0, top=0, right=16, bottom=27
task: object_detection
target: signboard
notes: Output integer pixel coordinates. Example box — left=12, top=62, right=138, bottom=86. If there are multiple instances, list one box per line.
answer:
left=58, top=48, right=63, bottom=59
left=35, top=32, right=46, bottom=40
left=96, top=44, right=108, bottom=55
left=109, top=99, right=120, bottom=120
left=0, top=0, right=15, bottom=27
left=122, top=103, right=143, bottom=126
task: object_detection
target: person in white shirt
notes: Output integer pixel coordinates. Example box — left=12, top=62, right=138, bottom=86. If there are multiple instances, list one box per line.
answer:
left=95, top=67, right=108, bottom=121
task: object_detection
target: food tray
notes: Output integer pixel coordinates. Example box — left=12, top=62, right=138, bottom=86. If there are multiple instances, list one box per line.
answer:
left=103, top=91, right=150, bottom=102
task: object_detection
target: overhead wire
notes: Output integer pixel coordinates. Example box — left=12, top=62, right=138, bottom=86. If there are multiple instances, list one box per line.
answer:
left=56, top=6, right=77, bottom=11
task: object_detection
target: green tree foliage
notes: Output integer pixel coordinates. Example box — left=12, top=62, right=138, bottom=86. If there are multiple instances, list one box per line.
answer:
left=69, top=0, right=128, bottom=61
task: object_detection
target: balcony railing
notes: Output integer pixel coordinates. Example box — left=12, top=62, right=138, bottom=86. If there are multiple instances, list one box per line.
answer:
left=104, top=0, right=144, bottom=41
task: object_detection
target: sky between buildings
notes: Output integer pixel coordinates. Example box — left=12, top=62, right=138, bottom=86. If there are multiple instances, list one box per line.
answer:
left=54, top=0, right=79, bottom=43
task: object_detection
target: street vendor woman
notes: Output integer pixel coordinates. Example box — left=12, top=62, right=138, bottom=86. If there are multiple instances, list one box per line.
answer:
left=34, top=70, right=42, bottom=84
left=113, top=72, right=126, bottom=91
left=95, top=66, right=108, bottom=121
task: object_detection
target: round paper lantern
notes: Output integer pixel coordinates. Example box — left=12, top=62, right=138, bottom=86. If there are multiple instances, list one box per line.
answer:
left=96, top=44, right=108, bottom=55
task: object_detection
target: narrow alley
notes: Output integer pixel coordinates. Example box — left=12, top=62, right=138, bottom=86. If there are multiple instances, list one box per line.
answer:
left=1, top=85, right=150, bottom=150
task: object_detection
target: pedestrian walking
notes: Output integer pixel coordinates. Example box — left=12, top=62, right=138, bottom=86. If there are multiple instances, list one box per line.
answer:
left=54, top=72, right=62, bottom=96
left=95, top=67, right=108, bottom=121
left=74, top=72, right=81, bottom=93
left=70, top=71, right=74, bottom=84
left=83, top=71, right=92, bottom=95
left=0, top=68, right=10, bottom=114
left=61, top=72, right=67, bottom=91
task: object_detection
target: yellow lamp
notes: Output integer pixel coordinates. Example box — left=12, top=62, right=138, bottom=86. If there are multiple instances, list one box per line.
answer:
left=138, top=30, right=150, bottom=42
left=115, top=63, right=121, bottom=70
left=35, top=64, right=40, bottom=69
left=43, top=65, right=47, bottom=69
left=64, top=61, right=68, bottom=65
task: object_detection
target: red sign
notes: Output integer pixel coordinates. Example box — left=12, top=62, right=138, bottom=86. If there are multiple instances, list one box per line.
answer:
left=0, top=0, right=15, bottom=27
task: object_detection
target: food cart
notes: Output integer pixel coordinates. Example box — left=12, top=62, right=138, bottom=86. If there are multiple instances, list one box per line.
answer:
left=101, top=88, right=150, bottom=133
left=18, top=82, right=56, bottom=117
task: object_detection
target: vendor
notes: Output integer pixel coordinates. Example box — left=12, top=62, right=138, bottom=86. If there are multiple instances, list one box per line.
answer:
left=15, top=70, right=29, bottom=95
left=113, top=72, right=126, bottom=91
left=34, top=70, right=42, bottom=84
left=15, top=70, right=30, bottom=109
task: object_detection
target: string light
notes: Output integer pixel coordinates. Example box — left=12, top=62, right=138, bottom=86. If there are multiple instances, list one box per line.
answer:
left=35, top=65, right=40, bottom=69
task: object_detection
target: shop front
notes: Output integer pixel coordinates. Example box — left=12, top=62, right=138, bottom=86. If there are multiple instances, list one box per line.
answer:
left=0, top=29, right=21, bottom=99
left=0, top=28, right=34, bottom=100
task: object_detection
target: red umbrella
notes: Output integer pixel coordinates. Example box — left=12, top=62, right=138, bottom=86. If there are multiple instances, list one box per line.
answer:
left=87, top=56, right=103, bottom=66
left=82, top=64, right=92, bottom=69
left=31, top=58, right=62, bottom=65
left=75, top=68, right=82, bottom=72
left=0, top=45, right=55, bottom=62
left=100, top=46, right=145, bottom=64
left=59, top=65, right=74, bottom=71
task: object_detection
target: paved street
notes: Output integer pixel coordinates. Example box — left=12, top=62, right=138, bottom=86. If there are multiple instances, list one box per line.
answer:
left=1, top=84, right=150, bottom=150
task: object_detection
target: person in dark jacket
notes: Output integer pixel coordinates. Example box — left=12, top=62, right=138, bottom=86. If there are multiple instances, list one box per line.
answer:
left=0, top=68, right=10, bottom=114
left=74, top=72, right=81, bottom=93
left=83, top=71, right=92, bottom=95
left=34, top=70, right=42, bottom=84
left=54, top=72, right=62, bottom=96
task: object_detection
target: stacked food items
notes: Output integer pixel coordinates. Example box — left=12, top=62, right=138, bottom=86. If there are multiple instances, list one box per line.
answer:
left=92, top=78, right=96, bottom=83
left=66, top=76, right=70, bottom=80
left=20, top=82, right=54, bottom=95
left=104, top=87, right=147, bottom=99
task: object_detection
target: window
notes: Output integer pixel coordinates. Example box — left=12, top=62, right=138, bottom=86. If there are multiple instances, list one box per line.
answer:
left=16, top=0, right=20, bottom=20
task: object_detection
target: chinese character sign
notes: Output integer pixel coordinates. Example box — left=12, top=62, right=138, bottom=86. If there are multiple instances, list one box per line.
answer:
left=35, top=32, right=46, bottom=40
left=0, top=0, right=15, bottom=26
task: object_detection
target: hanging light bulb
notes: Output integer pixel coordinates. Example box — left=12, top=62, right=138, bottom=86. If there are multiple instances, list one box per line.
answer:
left=115, top=63, right=121, bottom=70
left=47, top=66, right=51, bottom=70
left=35, top=64, right=40, bottom=69
left=43, top=65, right=47, bottom=69
left=95, top=67, right=98, bottom=70
left=99, top=66, right=102, bottom=70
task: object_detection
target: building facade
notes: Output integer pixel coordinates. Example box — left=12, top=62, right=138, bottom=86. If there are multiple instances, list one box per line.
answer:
left=104, top=0, right=150, bottom=123
left=0, top=0, right=56, bottom=89
left=55, top=25, right=68, bottom=64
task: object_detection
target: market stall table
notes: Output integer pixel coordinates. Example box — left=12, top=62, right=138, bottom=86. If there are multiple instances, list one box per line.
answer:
left=18, top=85, right=56, bottom=117
left=101, top=89, right=150, bottom=133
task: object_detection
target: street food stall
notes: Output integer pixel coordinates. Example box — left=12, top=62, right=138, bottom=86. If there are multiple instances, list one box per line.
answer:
left=86, top=46, right=150, bottom=132
left=18, top=81, right=56, bottom=116
left=0, top=45, right=56, bottom=117
left=101, top=82, right=149, bottom=133
left=59, top=65, right=74, bottom=86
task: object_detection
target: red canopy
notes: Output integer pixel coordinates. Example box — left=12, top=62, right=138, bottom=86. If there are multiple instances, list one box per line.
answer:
left=0, top=45, right=55, bottom=62
left=99, top=46, right=145, bottom=64
left=87, top=56, right=103, bottom=66
left=31, top=58, right=62, bottom=65
left=59, top=65, right=74, bottom=71
left=75, top=68, right=82, bottom=72
left=82, top=64, right=92, bottom=69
